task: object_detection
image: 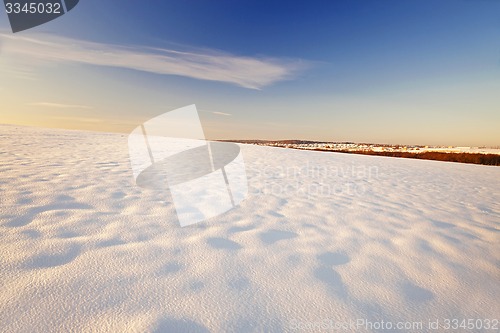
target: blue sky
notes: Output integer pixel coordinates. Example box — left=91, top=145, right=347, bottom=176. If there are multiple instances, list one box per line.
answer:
left=1, top=0, right=499, bottom=146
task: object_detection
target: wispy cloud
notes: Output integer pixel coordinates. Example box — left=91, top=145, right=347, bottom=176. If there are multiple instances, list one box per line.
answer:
left=1, top=33, right=308, bottom=89
left=211, top=111, right=232, bottom=116
left=200, top=109, right=232, bottom=116
left=27, top=102, right=93, bottom=109
left=1, top=65, right=37, bottom=80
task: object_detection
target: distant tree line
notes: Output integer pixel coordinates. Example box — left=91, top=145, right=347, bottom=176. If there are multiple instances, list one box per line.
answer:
left=320, top=150, right=500, bottom=166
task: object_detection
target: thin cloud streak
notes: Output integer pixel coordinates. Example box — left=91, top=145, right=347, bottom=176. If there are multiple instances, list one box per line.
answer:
left=2, top=33, right=308, bottom=89
left=212, top=111, right=232, bottom=116
left=199, top=108, right=232, bottom=116
left=28, top=102, right=93, bottom=109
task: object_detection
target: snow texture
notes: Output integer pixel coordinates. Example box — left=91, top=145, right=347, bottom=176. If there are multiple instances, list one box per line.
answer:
left=0, top=125, right=499, bottom=332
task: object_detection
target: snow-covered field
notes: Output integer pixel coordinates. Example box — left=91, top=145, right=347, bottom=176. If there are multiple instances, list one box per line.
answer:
left=1, top=124, right=499, bottom=332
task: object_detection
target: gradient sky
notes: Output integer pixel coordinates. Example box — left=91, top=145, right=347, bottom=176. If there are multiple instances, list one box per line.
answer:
left=1, top=0, right=499, bottom=146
